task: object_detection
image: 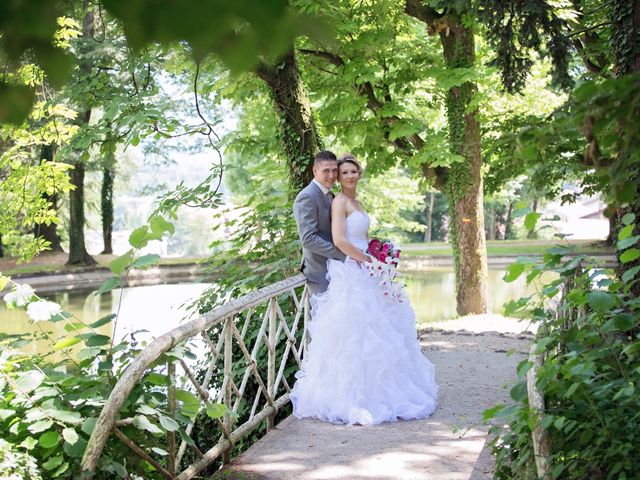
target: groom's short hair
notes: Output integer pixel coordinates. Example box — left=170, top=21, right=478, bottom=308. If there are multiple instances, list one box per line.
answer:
left=314, top=150, right=337, bottom=165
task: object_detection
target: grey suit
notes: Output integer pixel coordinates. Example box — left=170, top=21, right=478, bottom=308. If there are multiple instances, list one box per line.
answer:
left=293, top=181, right=346, bottom=295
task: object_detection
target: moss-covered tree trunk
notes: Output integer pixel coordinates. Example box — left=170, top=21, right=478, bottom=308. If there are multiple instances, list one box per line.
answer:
left=439, top=15, right=489, bottom=315
left=613, top=0, right=640, bottom=295
left=35, top=144, right=64, bottom=252
left=67, top=1, right=96, bottom=266
left=405, top=3, right=489, bottom=315
left=101, top=145, right=115, bottom=254
left=256, top=49, right=322, bottom=196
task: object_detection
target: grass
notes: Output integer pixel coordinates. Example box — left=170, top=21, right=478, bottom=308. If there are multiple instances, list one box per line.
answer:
left=402, top=239, right=614, bottom=257
left=0, top=253, right=207, bottom=277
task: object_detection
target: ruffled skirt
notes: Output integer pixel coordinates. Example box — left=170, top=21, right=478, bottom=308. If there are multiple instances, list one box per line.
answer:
left=290, top=258, right=438, bottom=425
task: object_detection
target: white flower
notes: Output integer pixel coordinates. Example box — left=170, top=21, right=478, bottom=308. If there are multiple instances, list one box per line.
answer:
left=4, top=284, right=35, bottom=308
left=26, top=301, right=62, bottom=322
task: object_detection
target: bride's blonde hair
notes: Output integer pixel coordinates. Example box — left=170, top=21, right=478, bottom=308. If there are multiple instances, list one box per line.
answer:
left=337, top=153, right=363, bottom=175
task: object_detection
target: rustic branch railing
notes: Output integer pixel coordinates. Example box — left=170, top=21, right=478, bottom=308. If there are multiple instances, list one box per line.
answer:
left=81, top=274, right=309, bottom=479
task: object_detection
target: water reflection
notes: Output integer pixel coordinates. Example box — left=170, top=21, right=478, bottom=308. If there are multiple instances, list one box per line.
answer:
left=0, top=268, right=548, bottom=354
left=404, top=268, right=550, bottom=325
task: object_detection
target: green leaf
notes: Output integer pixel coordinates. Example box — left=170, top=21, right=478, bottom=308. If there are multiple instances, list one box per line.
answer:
left=503, top=263, right=525, bottom=283
left=620, top=248, right=640, bottom=263
left=144, top=372, right=169, bottom=386
left=524, top=212, right=542, bottom=231
left=205, top=403, right=226, bottom=419
left=151, top=447, right=169, bottom=456
left=551, top=463, right=566, bottom=479
left=0, top=275, right=9, bottom=291
left=110, top=250, right=134, bottom=275
left=42, top=408, right=82, bottom=425
left=15, top=370, right=45, bottom=393
left=53, top=336, right=82, bottom=351
left=159, top=415, right=180, bottom=431
left=85, top=334, right=110, bottom=347
left=42, top=455, right=64, bottom=470
left=63, top=436, right=87, bottom=458
left=62, top=427, right=79, bottom=445
left=21, top=437, right=38, bottom=450
left=621, top=265, right=640, bottom=283
left=618, top=224, right=634, bottom=241
left=81, top=418, right=97, bottom=436
left=587, top=291, right=615, bottom=313
left=131, top=254, right=161, bottom=269
left=39, top=431, right=61, bottom=448
left=132, top=415, right=163, bottom=434
left=89, top=314, right=116, bottom=328
left=510, top=382, right=527, bottom=402
left=149, top=215, right=175, bottom=236
left=52, top=461, right=69, bottom=478
left=0, top=409, right=15, bottom=420
left=621, top=213, right=636, bottom=225
left=175, top=389, right=201, bottom=420
left=136, top=405, right=158, bottom=415
left=513, top=207, right=531, bottom=218
left=617, top=235, right=640, bottom=250
left=613, top=313, right=635, bottom=331
left=28, top=419, right=53, bottom=434
left=94, top=277, right=121, bottom=296
left=77, top=346, right=102, bottom=360
left=129, top=227, right=149, bottom=249
left=481, top=404, right=504, bottom=421
left=535, top=336, right=555, bottom=354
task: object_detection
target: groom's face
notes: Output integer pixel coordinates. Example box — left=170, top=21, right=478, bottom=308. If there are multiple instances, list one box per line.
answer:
left=313, top=160, right=339, bottom=189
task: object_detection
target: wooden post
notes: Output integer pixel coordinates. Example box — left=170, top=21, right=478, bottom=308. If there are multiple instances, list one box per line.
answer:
left=267, top=298, right=277, bottom=431
left=223, top=316, right=233, bottom=464
left=167, top=360, right=176, bottom=476
left=527, top=343, right=552, bottom=480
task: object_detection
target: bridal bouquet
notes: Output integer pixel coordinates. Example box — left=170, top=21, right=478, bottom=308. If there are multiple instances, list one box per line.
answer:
left=365, top=239, right=405, bottom=302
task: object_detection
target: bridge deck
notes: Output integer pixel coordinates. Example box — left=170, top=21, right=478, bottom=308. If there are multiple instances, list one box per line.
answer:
left=218, top=329, right=529, bottom=480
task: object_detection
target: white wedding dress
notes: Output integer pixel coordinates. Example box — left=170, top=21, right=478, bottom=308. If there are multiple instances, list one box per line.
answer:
left=291, top=210, right=438, bottom=425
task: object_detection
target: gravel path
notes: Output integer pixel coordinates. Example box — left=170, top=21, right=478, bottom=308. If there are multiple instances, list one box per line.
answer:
left=217, top=328, right=532, bottom=480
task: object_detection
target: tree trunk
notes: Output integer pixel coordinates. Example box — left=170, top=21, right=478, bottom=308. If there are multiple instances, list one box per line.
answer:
left=486, top=203, right=496, bottom=241
left=0, top=233, right=4, bottom=258
left=67, top=159, right=96, bottom=265
left=527, top=197, right=539, bottom=239
left=405, top=2, right=489, bottom=315
left=101, top=147, right=115, bottom=254
left=606, top=208, right=618, bottom=245
left=613, top=0, right=640, bottom=296
left=67, top=1, right=96, bottom=266
left=505, top=201, right=516, bottom=240
left=256, top=49, right=322, bottom=196
left=439, top=15, right=489, bottom=315
left=424, top=191, right=435, bottom=242
left=35, top=144, right=63, bottom=252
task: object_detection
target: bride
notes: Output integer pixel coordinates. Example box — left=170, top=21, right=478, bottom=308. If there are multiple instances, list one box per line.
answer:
left=290, top=154, right=438, bottom=426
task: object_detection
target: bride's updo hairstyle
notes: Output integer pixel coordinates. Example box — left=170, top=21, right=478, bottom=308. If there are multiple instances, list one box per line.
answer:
left=337, top=153, right=363, bottom=175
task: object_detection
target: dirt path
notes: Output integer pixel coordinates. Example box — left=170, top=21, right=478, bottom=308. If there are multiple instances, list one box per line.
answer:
left=218, top=329, right=531, bottom=480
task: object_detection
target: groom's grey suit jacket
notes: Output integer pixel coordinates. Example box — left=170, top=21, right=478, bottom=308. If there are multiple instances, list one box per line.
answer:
left=293, top=181, right=346, bottom=294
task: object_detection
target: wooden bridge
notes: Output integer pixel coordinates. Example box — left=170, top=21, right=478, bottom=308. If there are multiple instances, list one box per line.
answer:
left=80, top=274, right=527, bottom=479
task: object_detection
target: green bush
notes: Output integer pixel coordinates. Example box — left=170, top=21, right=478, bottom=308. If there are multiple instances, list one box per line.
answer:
left=487, top=214, right=640, bottom=479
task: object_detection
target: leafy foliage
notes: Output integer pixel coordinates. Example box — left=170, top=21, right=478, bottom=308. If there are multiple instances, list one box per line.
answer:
left=487, top=216, right=640, bottom=479
left=477, top=0, right=574, bottom=93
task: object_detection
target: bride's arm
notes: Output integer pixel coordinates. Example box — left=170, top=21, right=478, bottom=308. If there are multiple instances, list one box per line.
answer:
left=331, top=197, right=369, bottom=262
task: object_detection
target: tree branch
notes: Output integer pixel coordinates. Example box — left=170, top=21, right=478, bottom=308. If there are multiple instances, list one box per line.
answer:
left=404, top=0, right=444, bottom=26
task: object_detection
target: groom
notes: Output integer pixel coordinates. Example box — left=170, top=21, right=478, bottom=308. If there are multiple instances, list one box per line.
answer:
left=293, top=150, right=346, bottom=296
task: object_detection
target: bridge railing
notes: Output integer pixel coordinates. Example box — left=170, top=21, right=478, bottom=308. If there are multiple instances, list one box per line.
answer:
left=81, top=274, right=309, bottom=480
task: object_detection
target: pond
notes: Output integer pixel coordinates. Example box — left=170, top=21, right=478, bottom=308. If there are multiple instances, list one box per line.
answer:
left=1, top=268, right=545, bottom=352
